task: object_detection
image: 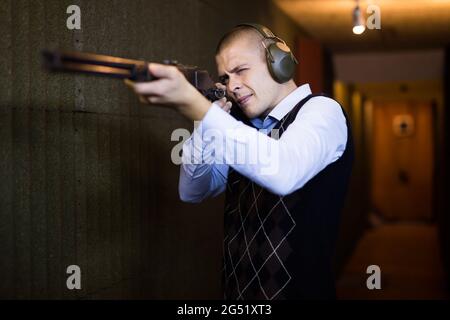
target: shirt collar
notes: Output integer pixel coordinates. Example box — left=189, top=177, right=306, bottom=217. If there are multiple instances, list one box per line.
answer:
left=266, top=83, right=312, bottom=121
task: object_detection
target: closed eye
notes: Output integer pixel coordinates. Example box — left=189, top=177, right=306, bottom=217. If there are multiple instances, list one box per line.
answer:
left=218, top=66, right=248, bottom=84
left=236, top=68, right=247, bottom=75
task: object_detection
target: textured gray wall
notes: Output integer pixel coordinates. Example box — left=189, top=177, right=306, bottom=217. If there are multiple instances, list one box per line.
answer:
left=0, top=0, right=304, bottom=299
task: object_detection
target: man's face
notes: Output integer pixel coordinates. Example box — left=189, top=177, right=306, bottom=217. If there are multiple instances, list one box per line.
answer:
left=215, top=37, right=282, bottom=119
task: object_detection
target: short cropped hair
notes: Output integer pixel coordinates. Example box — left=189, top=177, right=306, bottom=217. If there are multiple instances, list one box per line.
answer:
left=215, top=25, right=266, bottom=60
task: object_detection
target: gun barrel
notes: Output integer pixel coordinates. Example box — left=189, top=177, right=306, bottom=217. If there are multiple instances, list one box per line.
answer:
left=42, top=50, right=225, bottom=101
left=43, top=50, right=146, bottom=68
left=42, top=50, right=152, bottom=81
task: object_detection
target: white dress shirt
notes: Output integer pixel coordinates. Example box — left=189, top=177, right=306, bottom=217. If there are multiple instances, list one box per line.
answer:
left=179, top=84, right=348, bottom=203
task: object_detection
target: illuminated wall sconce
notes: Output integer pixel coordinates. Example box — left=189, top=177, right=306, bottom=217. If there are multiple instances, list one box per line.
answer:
left=393, top=114, right=415, bottom=137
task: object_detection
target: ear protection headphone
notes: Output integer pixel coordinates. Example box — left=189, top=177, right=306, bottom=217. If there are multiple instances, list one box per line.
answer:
left=236, top=23, right=298, bottom=83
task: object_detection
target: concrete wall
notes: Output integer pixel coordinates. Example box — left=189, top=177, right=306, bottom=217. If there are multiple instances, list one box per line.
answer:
left=0, top=0, right=303, bottom=299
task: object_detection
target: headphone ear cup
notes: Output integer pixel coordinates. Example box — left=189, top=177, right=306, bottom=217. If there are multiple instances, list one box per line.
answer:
left=266, top=42, right=296, bottom=83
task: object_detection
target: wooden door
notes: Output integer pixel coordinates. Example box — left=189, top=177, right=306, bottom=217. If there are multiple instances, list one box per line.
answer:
left=371, top=101, right=434, bottom=221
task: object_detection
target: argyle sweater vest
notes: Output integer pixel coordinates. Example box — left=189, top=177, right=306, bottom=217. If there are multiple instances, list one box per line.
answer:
left=222, top=94, right=354, bottom=300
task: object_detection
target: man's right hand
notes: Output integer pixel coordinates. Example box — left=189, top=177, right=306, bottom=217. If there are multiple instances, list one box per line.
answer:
left=214, top=83, right=232, bottom=113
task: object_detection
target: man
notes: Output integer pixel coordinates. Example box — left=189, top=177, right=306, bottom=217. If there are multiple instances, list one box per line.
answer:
left=126, top=24, right=353, bottom=300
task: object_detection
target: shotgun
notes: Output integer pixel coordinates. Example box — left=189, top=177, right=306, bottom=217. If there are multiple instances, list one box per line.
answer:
left=41, top=50, right=225, bottom=102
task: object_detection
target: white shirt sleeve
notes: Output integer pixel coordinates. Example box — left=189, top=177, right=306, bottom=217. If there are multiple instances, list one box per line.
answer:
left=198, top=96, right=348, bottom=196
left=178, top=118, right=229, bottom=203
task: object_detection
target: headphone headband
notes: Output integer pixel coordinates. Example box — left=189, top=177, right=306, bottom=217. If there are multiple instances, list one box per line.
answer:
left=236, top=23, right=277, bottom=39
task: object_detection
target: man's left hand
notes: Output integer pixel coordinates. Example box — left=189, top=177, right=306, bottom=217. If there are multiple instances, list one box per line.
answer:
left=124, top=63, right=212, bottom=121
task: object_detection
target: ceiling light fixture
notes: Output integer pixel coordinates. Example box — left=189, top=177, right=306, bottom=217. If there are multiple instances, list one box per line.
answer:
left=352, top=1, right=366, bottom=35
